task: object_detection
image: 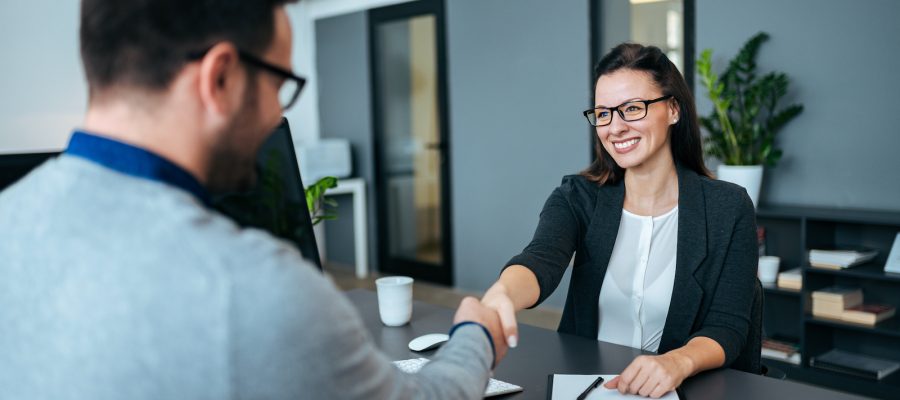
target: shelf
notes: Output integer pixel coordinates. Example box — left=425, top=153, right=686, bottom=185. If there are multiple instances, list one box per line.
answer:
left=757, top=204, right=900, bottom=226
left=805, top=263, right=900, bottom=283
left=761, top=282, right=803, bottom=297
left=805, top=316, right=900, bottom=338
left=761, top=353, right=801, bottom=366
left=797, top=361, right=900, bottom=399
left=755, top=205, right=900, bottom=398
left=764, top=357, right=900, bottom=399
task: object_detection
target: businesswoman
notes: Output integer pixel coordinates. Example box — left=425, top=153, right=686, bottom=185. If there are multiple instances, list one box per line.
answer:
left=481, top=43, right=759, bottom=398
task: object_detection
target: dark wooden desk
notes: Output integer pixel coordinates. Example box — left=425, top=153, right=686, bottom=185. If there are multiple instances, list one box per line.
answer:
left=345, top=289, right=867, bottom=399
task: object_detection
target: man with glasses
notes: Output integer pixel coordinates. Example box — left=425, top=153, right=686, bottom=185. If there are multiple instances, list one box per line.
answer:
left=0, top=1, right=507, bottom=399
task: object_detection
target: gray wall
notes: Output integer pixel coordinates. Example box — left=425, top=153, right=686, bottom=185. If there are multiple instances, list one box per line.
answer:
left=315, top=12, right=379, bottom=270
left=447, top=0, right=590, bottom=308
left=602, top=0, right=631, bottom=54
left=696, top=0, right=900, bottom=211
left=315, top=0, right=590, bottom=309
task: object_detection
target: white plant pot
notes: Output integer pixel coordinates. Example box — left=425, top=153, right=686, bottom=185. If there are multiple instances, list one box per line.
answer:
left=717, top=165, right=764, bottom=208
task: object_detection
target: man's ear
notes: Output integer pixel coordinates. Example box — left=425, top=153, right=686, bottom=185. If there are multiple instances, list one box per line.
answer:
left=197, top=42, right=244, bottom=118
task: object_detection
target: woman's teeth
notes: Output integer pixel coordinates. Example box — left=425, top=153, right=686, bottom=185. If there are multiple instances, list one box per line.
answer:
left=614, top=138, right=640, bottom=149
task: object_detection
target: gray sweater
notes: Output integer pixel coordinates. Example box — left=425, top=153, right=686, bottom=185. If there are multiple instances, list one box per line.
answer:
left=0, top=155, right=492, bottom=399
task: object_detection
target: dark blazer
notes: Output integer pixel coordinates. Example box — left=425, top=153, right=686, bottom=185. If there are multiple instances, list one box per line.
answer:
left=506, top=165, right=760, bottom=373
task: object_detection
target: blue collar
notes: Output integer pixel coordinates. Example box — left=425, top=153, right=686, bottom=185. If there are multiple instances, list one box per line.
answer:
left=65, top=130, right=212, bottom=206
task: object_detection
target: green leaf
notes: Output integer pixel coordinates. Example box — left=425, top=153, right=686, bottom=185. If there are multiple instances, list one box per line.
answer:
left=696, top=31, right=802, bottom=167
left=305, top=176, right=340, bottom=226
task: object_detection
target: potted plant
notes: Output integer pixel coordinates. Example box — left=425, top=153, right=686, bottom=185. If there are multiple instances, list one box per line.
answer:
left=697, top=32, right=804, bottom=207
left=306, top=176, right=338, bottom=225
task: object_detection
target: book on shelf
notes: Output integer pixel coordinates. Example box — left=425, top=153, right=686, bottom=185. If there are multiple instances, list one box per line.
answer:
left=811, top=286, right=864, bottom=319
left=810, top=349, right=900, bottom=380
left=809, top=248, right=878, bottom=270
left=811, top=306, right=845, bottom=320
left=776, top=267, right=803, bottom=290
left=811, top=286, right=863, bottom=305
left=761, top=338, right=801, bottom=365
left=841, top=304, right=896, bottom=326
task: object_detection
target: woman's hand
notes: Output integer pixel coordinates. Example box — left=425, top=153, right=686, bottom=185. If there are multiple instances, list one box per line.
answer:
left=604, top=353, right=693, bottom=398
left=480, top=283, right=519, bottom=348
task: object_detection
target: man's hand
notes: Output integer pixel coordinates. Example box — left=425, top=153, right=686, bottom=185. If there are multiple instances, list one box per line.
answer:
left=453, top=296, right=509, bottom=365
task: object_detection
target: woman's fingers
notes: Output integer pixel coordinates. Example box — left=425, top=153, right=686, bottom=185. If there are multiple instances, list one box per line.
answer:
left=614, top=355, right=683, bottom=398
left=628, top=368, right=652, bottom=395
left=638, top=380, right=659, bottom=397
left=603, top=375, right=619, bottom=389
left=649, top=382, right=672, bottom=399
left=496, top=299, right=519, bottom=348
left=482, top=289, right=519, bottom=348
left=616, top=358, right=643, bottom=394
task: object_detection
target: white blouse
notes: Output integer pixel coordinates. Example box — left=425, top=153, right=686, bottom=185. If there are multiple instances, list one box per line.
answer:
left=597, top=207, right=678, bottom=352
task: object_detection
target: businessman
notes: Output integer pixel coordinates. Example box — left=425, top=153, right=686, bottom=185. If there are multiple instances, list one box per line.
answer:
left=0, top=1, right=507, bottom=399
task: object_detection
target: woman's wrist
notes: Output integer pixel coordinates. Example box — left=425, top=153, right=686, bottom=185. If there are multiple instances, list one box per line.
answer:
left=484, top=265, right=540, bottom=310
left=666, top=350, right=697, bottom=378
left=483, top=279, right=512, bottom=303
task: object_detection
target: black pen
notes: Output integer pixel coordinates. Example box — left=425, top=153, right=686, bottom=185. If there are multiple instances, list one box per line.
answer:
left=576, top=376, right=604, bottom=400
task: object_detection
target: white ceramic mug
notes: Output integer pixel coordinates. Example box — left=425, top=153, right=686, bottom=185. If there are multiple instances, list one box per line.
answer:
left=375, top=276, right=414, bottom=326
left=758, top=256, right=781, bottom=284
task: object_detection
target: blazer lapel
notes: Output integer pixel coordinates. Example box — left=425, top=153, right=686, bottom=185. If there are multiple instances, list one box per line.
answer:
left=659, top=166, right=707, bottom=352
left=580, top=178, right=625, bottom=337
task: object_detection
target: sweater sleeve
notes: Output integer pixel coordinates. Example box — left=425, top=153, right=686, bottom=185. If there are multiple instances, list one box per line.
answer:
left=504, top=178, right=581, bottom=307
left=688, top=189, right=758, bottom=366
left=231, top=243, right=493, bottom=400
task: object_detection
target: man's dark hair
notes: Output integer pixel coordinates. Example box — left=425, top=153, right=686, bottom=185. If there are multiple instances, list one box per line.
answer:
left=582, top=43, right=712, bottom=185
left=80, top=0, right=297, bottom=94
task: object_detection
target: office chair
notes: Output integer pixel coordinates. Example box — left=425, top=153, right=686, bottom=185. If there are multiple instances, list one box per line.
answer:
left=735, top=278, right=788, bottom=379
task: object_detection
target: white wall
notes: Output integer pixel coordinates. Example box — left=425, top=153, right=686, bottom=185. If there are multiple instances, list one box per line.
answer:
left=0, top=0, right=85, bottom=153
left=287, top=0, right=413, bottom=145
left=0, top=0, right=412, bottom=154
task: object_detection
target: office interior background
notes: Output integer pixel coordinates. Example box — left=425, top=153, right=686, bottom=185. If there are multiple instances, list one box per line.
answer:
left=2, top=0, right=899, bottom=398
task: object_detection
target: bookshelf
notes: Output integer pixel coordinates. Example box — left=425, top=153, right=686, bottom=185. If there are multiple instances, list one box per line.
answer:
left=761, top=282, right=802, bottom=297
left=757, top=205, right=900, bottom=400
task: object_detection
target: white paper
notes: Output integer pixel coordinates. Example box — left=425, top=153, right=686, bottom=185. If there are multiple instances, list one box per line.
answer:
left=886, top=233, right=900, bottom=274
left=550, top=374, right=680, bottom=400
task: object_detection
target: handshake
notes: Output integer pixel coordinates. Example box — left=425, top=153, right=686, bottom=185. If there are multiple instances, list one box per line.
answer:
left=453, top=282, right=522, bottom=366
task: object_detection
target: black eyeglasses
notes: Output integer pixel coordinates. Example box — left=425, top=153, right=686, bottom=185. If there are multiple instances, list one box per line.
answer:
left=187, top=47, right=306, bottom=111
left=582, top=95, right=673, bottom=127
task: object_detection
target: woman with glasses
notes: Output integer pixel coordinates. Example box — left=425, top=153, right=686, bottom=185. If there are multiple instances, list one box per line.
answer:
left=481, top=43, right=759, bottom=398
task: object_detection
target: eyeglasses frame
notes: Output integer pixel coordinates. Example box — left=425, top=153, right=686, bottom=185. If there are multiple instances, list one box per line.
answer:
left=582, top=95, right=674, bottom=127
left=187, top=46, right=307, bottom=111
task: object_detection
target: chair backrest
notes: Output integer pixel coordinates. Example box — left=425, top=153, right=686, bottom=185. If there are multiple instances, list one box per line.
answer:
left=731, top=278, right=763, bottom=374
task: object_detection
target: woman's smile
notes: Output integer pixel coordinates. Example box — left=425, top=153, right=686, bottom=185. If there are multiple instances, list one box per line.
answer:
left=611, top=137, right=641, bottom=153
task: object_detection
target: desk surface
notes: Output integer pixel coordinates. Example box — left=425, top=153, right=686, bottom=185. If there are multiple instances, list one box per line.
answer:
left=345, top=289, right=866, bottom=400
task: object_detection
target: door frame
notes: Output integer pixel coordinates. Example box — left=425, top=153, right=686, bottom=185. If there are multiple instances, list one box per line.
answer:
left=368, top=0, right=453, bottom=285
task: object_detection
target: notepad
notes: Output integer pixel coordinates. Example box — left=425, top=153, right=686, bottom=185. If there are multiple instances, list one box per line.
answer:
left=547, top=374, right=680, bottom=399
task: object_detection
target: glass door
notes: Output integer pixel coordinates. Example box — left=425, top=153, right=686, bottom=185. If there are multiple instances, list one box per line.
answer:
left=369, top=0, right=452, bottom=285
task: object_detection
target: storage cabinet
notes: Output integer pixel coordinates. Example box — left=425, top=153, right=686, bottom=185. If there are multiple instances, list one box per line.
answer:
left=757, top=206, right=900, bottom=399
